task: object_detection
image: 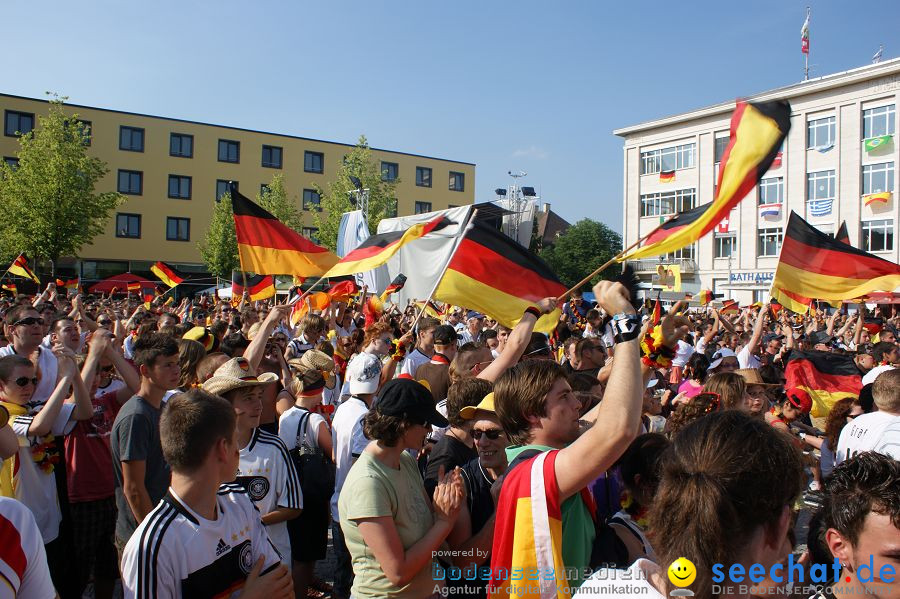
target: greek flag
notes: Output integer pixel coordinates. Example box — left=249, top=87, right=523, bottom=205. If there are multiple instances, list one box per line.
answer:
left=808, top=198, right=834, bottom=217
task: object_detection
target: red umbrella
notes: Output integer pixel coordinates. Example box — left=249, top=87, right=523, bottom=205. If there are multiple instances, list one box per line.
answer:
left=87, top=273, right=156, bottom=294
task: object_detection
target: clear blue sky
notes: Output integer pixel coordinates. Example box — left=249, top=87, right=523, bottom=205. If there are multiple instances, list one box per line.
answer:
left=6, top=0, right=898, bottom=232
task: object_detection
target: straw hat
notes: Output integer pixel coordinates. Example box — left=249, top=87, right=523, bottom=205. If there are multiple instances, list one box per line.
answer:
left=459, top=392, right=497, bottom=420
left=735, top=368, right=779, bottom=387
left=287, top=350, right=335, bottom=395
left=203, top=356, right=278, bottom=397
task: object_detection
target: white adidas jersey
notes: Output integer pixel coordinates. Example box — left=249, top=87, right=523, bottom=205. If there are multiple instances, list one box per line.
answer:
left=121, top=485, right=281, bottom=599
left=236, top=427, right=302, bottom=565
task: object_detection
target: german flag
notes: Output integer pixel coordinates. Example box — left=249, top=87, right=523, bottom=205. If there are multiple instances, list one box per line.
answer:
left=434, top=220, right=565, bottom=333
left=720, top=299, right=740, bottom=314
left=231, top=186, right=338, bottom=277
left=290, top=291, right=330, bottom=327
left=127, top=282, right=141, bottom=293
left=1, top=283, right=17, bottom=296
left=770, top=287, right=812, bottom=314
left=362, top=294, right=383, bottom=328
left=327, top=279, right=358, bottom=303
left=55, top=278, right=79, bottom=290
left=651, top=297, right=662, bottom=325
left=622, top=100, right=791, bottom=261
left=143, top=292, right=154, bottom=310
left=772, top=211, right=900, bottom=303
left=414, top=300, right=442, bottom=318
left=659, top=170, right=675, bottom=183
left=380, top=274, right=407, bottom=302
left=324, top=216, right=450, bottom=278
left=8, top=254, right=39, bottom=284
left=697, top=289, right=718, bottom=305
left=231, top=271, right=276, bottom=301
left=151, top=261, right=186, bottom=288
left=835, top=221, right=850, bottom=245
left=784, top=350, right=862, bottom=418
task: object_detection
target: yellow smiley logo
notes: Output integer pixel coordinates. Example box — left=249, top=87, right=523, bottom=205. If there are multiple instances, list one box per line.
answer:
left=667, top=557, right=696, bottom=587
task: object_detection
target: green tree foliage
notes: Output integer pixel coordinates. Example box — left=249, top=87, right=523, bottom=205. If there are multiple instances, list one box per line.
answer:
left=258, top=173, right=303, bottom=233
left=539, top=219, right=623, bottom=290
left=0, top=96, right=124, bottom=275
left=313, top=135, right=399, bottom=251
left=198, top=192, right=240, bottom=278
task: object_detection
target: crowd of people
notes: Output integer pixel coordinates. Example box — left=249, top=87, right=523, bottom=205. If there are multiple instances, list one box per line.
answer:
left=0, top=279, right=897, bottom=599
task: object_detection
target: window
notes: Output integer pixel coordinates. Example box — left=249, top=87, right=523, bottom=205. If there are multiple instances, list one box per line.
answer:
left=714, top=234, right=736, bottom=258
left=4, top=111, right=34, bottom=137
left=807, top=116, right=835, bottom=149
left=4, top=157, right=18, bottom=169
left=640, top=143, right=696, bottom=174
left=170, top=133, right=193, bottom=158
left=168, top=175, right=192, bottom=199
left=166, top=217, right=190, bottom=241
left=302, top=189, right=321, bottom=211
left=304, top=151, right=324, bottom=173
left=660, top=246, right=695, bottom=262
left=381, top=161, right=399, bottom=182
left=218, top=139, right=240, bottom=163
left=714, top=136, right=729, bottom=164
left=416, top=167, right=432, bottom=187
left=262, top=145, right=282, bottom=168
left=863, top=105, right=896, bottom=139
left=117, top=170, right=142, bottom=195
left=414, top=201, right=432, bottom=214
left=216, top=179, right=236, bottom=202
left=302, top=227, right=319, bottom=244
left=758, top=177, right=783, bottom=205
left=807, top=170, right=836, bottom=201
left=639, top=188, right=696, bottom=218
left=116, top=213, right=141, bottom=239
left=862, top=220, right=894, bottom=252
left=757, top=228, right=783, bottom=257
left=119, top=126, right=144, bottom=152
left=449, top=171, right=465, bottom=192
left=862, top=162, right=895, bottom=194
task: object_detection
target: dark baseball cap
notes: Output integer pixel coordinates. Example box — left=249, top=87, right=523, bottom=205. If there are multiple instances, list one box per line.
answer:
left=808, top=331, right=833, bottom=346
left=375, top=379, right=448, bottom=427
left=433, top=324, right=459, bottom=346
left=762, top=333, right=785, bottom=344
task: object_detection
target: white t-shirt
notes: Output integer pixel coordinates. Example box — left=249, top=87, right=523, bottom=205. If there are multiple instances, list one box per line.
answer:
left=278, top=406, right=326, bottom=452
left=672, top=340, right=694, bottom=368
left=330, top=397, right=370, bottom=521
left=0, top=346, right=58, bottom=410
left=835, top=410, right=900, bottom=464
left=121, top=486, right=282, bottom=599
left=96, top=378, right=126, bottom=399
left=0, top=497, right=56, bottom=599
left=695, top=336, right=709, bottom=356
left=400, top=348, right=431, bottom=377
left=575, top=558, right=664, bottom=598
left=862, top=364, right=895, bottom=386
left=237, top=428, right=303, bottom=567
left=737, top=345, right=761, bottom=369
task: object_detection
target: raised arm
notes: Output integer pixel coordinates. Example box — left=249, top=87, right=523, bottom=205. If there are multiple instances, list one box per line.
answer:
left=478, top=297, right=556, bottom=383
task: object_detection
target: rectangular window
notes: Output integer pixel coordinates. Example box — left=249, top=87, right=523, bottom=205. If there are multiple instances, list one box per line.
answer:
left=218, top=139, right=240, bottom=163
left=863, top=105, right=896, bottom=139
left=639, top=188, right=697, bottom=218
left=302, top=189, right=321, bottom=211
left=4, top=110, right=34, bottom=137
left=807, top=115, right=835, bottom=149
left=414, top=201, right=432, bottom=214
left=862, top=219, right=894, bottom=252
left=640, top=142, right=696, bottom=175
left=304, top=151, right=324, bottom=173
left=862, top=162, right=895, bottom=194
left=117, top=170, right=142, bottom=195
left=168, top=175, right=192, bottom=200
left=416, top=167, right=432, bottom=187
left=757, top=228, right=784, bottom=257
left=449, top=171, right=465, bottom=192
left=714, top=135, right=729, bottom=164
left=262, top=145, right=282, bottom=168
left=216, top=179, right=236, bottom=202
left=170, top=133, right=193, bottom=158
left=807, top=170, right=836, bottom=201
left=166, top=217, right=190, bottom=242
left=714, top=234, right=736, bottom=258
left=4, top=157, right=19, bottom=169
left=119, top=126, right=144, bottom=152
left=758, top=177, right=783, bottom=205
left=661, top=246, right=695, bottom=262
left=302, top=227, right=319, bottom=244
left=116, top=213, right=141, bottom=239
left=381, top=161, right=399, bottom=182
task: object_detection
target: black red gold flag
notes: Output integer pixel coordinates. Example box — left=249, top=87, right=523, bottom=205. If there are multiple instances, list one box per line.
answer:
left=784, top=350, right=862, bottom=418
left=127, top=282, right=141, bottom=292
left=835, top=221, right=850, bottom=245
left=231, top=271, right=276, bottom=301
left=8, top=254, right=39, bottom=284
left=151, top=261, right=187, bottom=288
left=380, top=274, right=407, bottom=301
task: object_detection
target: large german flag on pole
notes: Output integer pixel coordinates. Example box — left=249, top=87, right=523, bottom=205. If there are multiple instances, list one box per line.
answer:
left=784, top=350, right=862, bottom=418
left=772, top=211, right=900, bottom=304
left=231, top=271, right=276, bottom=301
left=151, top=261, right=187, bottom=288
left=434, top=220, right=565, bottom=333
left=622, top=100, right=791, bottom=261
left=323, top=215, right=451, bottom=278
left=231, top=186, right=338, bottom=277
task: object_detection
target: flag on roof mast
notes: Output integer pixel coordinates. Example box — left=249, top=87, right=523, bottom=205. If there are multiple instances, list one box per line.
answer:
left=800, top=8, right=810, bottom=54
left=621, top=100, right=791, bottom=262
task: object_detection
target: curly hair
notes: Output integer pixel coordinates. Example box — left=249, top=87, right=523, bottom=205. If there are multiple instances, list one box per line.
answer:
left=822, top=397, right=857, bottom=451
left=362, top=322, right=392, bottom=349
left=665, top=393, right=719, bottom=437
left=361, top=411, right=415, bottom=448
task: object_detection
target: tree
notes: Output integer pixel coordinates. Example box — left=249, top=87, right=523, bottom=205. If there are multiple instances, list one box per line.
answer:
left=539, top=219, right=623, bottom=290
left=198, top=192, right=240, bottom=278
left=0, top=95, right=124, bottom=275
left=258, top=173, right=303, bottom=233
left=313, top=135, right=399, bottom=251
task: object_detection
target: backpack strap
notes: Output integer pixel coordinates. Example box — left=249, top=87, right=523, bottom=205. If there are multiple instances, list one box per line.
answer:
left=295, top=408, right=311, bottom=449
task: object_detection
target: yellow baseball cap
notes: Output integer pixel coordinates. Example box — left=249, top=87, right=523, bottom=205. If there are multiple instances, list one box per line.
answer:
left=459, top=392, right=496, bottom=420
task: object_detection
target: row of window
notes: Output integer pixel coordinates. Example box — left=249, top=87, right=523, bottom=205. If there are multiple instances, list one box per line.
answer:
left=712, top=219, right=895, bottom=259
left=640, top=143, right=695, bottom=175
left=115, top=212, right=320, bottom=243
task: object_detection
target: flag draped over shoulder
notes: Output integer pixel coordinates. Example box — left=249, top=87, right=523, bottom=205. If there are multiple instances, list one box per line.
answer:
left=231, top=186, right=338, bottom=276
left=434, top=220, right=565, bottom=333
left=621, top=100, right=791, bottom=261
left=151, top=261, right=186, bottom=288
left=785, top=350, right=862, bottom=418
left=8, top=254, right=39, bottom=283
left=231, top=271, right=276, bottom=301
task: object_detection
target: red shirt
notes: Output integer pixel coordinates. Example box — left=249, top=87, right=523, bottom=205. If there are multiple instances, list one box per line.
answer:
left=64, top=391, right=121, bottom=502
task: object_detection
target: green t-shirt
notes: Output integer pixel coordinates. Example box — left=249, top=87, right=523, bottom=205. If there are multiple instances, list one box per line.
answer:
left=506, top=444, right=596, bottom=585
left=338, top=450, right=436, bottom=599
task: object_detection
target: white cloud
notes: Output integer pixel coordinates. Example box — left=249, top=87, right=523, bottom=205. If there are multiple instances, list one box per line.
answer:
left=511, top=145, right=549, bottom=160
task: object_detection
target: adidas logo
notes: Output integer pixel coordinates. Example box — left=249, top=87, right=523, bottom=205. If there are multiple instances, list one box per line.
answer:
left=215, top=538, right=231, bottom=556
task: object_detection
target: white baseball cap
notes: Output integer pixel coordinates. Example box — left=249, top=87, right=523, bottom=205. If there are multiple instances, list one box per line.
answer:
left=346, top=352, right=383, bottom=395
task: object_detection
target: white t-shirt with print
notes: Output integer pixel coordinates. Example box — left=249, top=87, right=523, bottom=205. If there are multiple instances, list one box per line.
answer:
left=835, top=410, right=900, bottom=464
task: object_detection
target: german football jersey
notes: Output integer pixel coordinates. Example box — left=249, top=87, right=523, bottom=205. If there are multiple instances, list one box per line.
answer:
left=0, top=497, right=56, bottom=599
left=121, top=485, right=281, bottom=599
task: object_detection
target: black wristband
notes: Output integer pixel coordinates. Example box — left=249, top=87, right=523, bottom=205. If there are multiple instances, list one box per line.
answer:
left=524, top=306, right=541, bottom=319
left=611, top=313, right=641, bottom=343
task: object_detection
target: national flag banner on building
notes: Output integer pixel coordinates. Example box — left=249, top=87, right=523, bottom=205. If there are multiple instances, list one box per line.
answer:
left=433, top=220, right=566, bottom=333
left=863, top=191, right=891, bottom=207
left=8, top=254, right=39, bottom=284
left=658, top=170, right=675, bottom=183
left=808, top=198, right=834, bottom=217
left=323, top=215, right=451, bottom=278
left=621, top=100, right=791, bottom=262
left=835, top=221, right=851, bottom=245
left=800, top=10, right=810, bottom=54
left=127, top=282, right=141, bottom=293
left=771, top=211, right=900, bottom=306
left=1, top=283, right=17, bottom=296
left=716, top=212, right=731, bottom=234
left=760, top=202, right=782, bottom=218
left=785, top=350, right=862, bottom=418
left=864, top=135, right=891, bottom=152
left=231, top=186, right=339, bottom=277
left=231, top=271, right=276, bottom=301
left=151, top=261, right=187, bottom=288
left=380, top=274, right=407, bottom=302
left=771, top=150, right=783, bottom=169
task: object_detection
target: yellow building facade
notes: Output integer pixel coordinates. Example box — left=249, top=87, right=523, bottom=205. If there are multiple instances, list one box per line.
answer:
left=1, top=93, right=475, bottom=280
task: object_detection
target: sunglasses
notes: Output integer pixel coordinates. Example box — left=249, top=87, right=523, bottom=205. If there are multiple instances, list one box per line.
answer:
left=472, top=429, right=504, bottom=440
left=12, top=317, right=44, bottom=327
left=14, top=376, right=38, bottom=387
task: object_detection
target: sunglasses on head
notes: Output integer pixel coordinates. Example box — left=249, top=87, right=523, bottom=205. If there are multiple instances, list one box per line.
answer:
left=472, top=429, right=504, bottom=440
left=14, top=376, right=38, bottom=387
left=12, top=317, right=43, bottom=327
